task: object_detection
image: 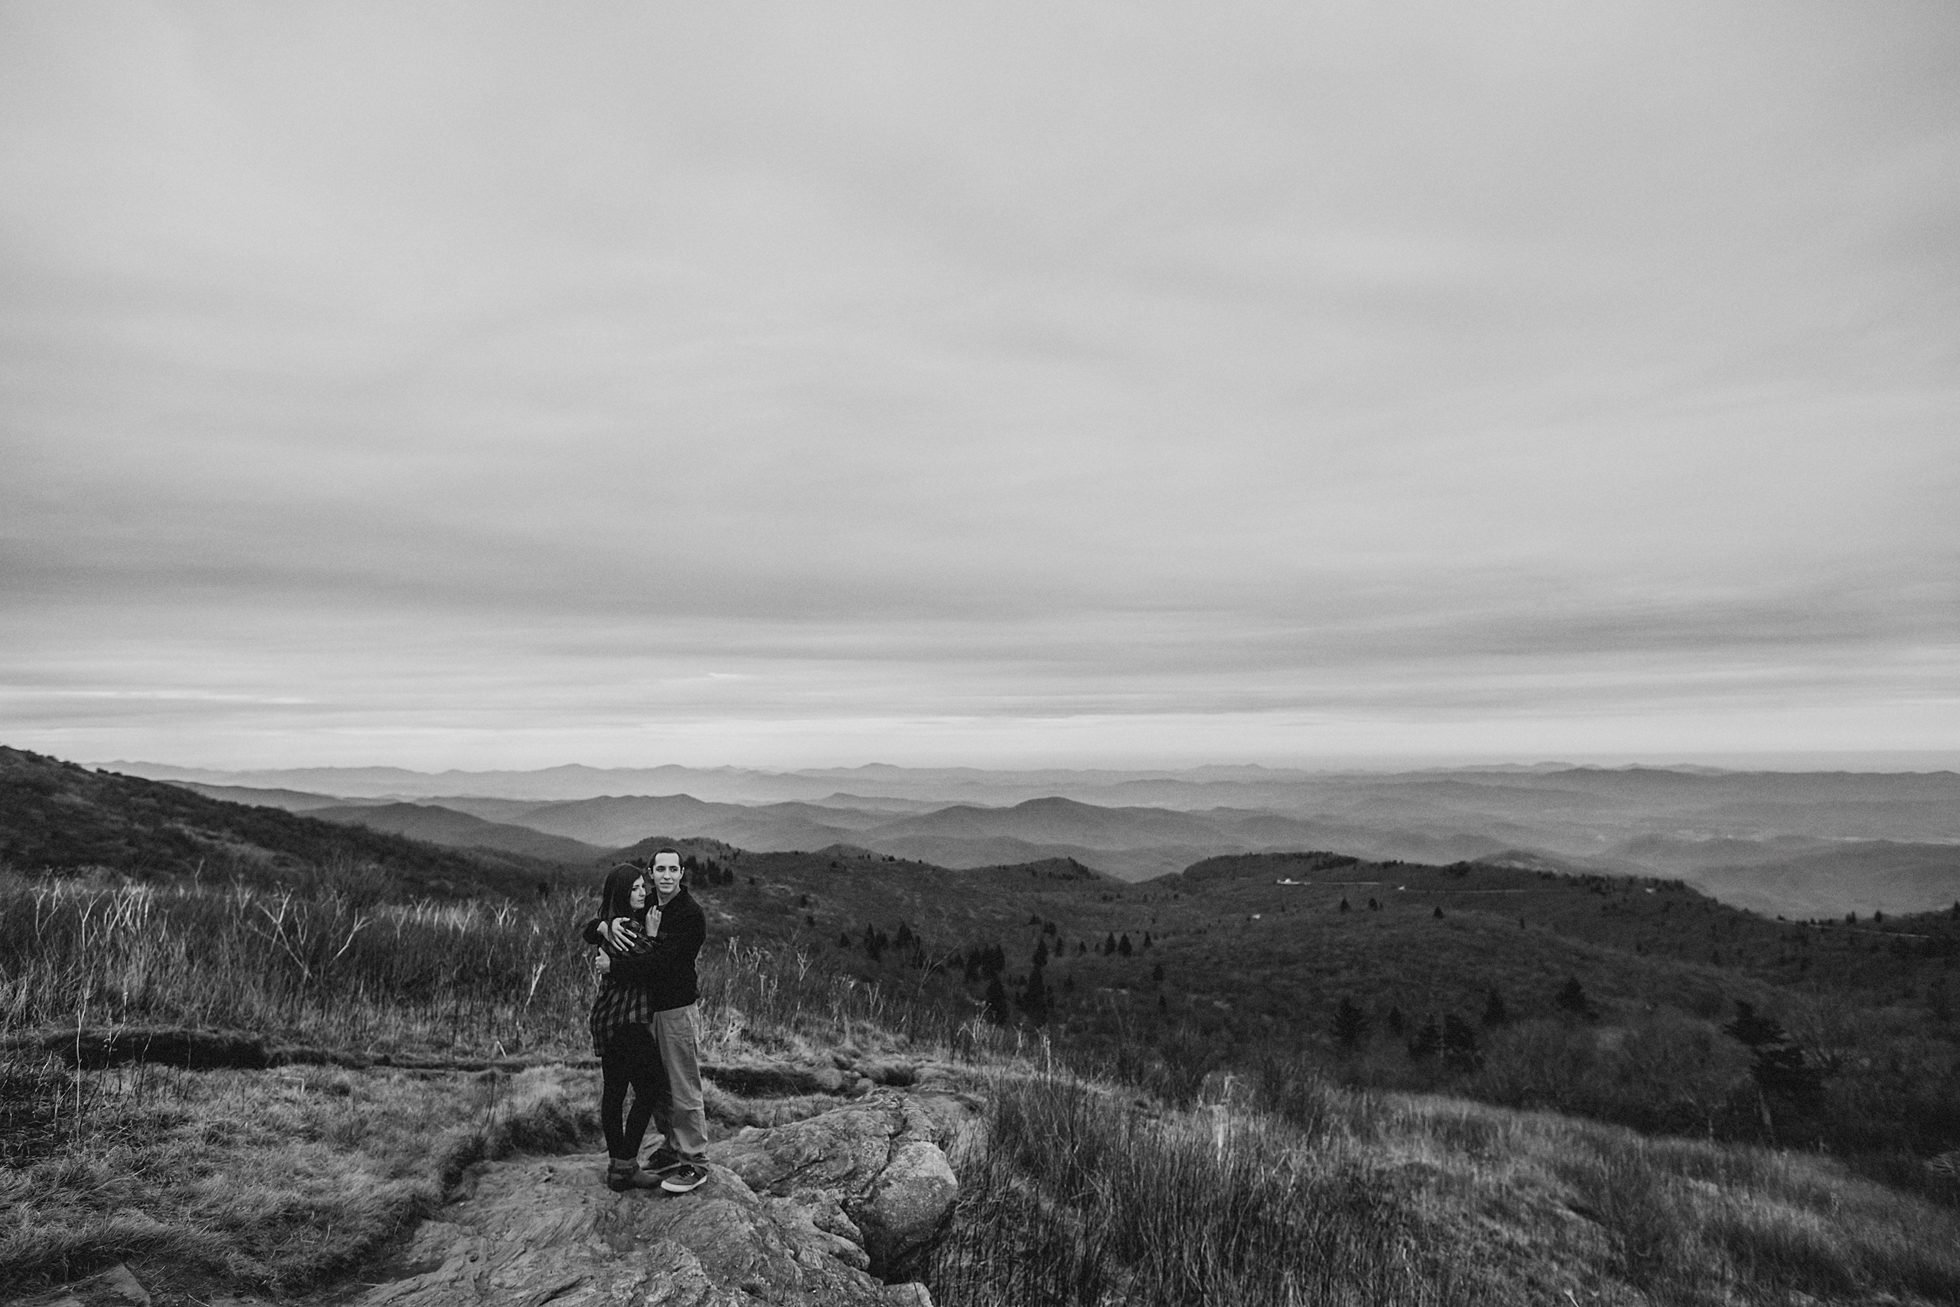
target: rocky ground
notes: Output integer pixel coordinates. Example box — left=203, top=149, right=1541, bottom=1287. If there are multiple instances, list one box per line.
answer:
left=13, top=1058, right=979, bottom=1307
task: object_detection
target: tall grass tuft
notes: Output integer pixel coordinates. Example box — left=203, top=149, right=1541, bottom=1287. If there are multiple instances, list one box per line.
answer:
left=0, top=872, right=591, bottom=1057
left=925, top=1067, right=1473, bottom=1307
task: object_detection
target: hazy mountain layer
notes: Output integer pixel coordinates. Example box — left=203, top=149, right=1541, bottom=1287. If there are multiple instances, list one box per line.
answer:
left=120, top=758, right=1960, bottom=916
left=305, top=803, right=612, bottom=867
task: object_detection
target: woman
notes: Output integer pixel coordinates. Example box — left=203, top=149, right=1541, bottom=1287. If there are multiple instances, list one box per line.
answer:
left=587, top=862, right=667, bottom=1191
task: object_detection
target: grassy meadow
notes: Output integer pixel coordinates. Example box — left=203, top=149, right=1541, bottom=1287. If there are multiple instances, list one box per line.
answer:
left=6, top=865, right=1960, bottom=1304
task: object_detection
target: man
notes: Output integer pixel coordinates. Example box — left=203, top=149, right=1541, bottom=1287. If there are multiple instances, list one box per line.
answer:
left=590, top=847, right=710, bottom=1193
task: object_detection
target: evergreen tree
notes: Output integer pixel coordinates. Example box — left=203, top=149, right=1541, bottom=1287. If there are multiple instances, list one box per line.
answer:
left=1432, top=906, right=1445, bottom=920
left=1386, top=1006, right=1406, bottom=1036
left=1333, top=996, right=1370, bottom=1050
left=1104, top=932, right=1117, bottom=955
left=1725, top=1001, right=1823, bottom=1102
left=1442, top=1013, right=1483, bottom=1072
left=1339, top=897, right=1351, bottom=913
left=1117, top=933, right=1133, bottom=957
left=1032, top=937, right=1049, bottom=967
left=1481, top=987, right=1510, bottom=1028
left=983, top=974, right=1010, bottom=1025
left=1408, top=1015, right=1441, bottom=1061
left=1021, top=965, right=1050, bottom=1026
left=1554, top=976, right=1595, bottom=1020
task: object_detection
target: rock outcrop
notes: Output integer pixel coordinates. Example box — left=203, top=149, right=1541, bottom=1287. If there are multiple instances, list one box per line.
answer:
left=10, top=1063, right=971, bottom=1307
left=335, top=1089, right=962, bottom=1307
left=716, top=1095, right=960, bottom=1279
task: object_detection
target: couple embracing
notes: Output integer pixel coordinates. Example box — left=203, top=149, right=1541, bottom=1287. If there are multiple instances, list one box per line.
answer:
left=587, top=849, right=710, bottom=1194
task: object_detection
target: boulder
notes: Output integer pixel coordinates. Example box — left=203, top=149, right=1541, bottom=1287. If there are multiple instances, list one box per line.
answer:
left=717, top=1093, right=959, bottom=1279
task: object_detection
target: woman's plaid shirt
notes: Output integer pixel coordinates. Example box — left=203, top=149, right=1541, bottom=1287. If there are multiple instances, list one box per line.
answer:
left=589, top=925, right=657, bottom=1058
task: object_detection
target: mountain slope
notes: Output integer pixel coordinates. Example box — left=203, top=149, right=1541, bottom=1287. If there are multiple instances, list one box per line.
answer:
left=0, top=746, right=566, bottom=899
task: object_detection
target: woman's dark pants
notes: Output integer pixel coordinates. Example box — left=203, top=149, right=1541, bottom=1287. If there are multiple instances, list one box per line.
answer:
left=600, top=1023, right=666, bottom=1160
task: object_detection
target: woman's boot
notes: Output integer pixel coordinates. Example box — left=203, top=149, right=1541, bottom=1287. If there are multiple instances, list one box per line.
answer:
left=606, top=1157, right=660, bottom=1191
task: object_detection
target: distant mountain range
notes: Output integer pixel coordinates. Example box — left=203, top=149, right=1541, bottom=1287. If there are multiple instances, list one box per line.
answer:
left=116, top=758, right=1960, bottom=917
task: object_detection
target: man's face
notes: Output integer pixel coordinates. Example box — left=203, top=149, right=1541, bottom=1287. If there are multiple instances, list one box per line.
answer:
left=650, top=855, right=683, bottom=898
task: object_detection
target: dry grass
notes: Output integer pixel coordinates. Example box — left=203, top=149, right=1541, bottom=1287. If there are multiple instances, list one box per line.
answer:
left=9, top=869, right=1960, bottom=1305
left=0, top=872, right=591, bottom=1060
left=925, top=1064, right=1482, bottom=1306
left=922, top=1056, right=1960, bottom=1307
left=0, top=1056, right=588, bottom=1296
left=1359, top=1093, right=1960, bottom=1306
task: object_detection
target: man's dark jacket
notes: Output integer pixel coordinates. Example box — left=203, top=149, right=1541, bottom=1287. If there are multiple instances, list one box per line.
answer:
left=584, top=886, right=706, bottom=1012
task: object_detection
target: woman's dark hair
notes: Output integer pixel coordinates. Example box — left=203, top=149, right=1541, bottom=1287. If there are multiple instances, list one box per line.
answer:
left=599, top=863, right=647, bottom=922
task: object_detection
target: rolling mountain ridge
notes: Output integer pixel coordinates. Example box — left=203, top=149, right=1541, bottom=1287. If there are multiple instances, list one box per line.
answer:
left=114, top=758, right=1960, bottom=916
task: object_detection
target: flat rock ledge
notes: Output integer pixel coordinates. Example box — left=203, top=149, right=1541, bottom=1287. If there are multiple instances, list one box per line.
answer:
left=340, top=1090, right=957, bottom=1307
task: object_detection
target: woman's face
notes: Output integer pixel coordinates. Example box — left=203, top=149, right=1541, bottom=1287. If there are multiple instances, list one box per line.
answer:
left=628, top=874, right=651, bottom=910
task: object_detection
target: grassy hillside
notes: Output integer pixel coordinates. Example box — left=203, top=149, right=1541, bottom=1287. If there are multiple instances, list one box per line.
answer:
left=0, top=747, right=581, bottom=901
left=705, top=846, right=1960, bottom=1179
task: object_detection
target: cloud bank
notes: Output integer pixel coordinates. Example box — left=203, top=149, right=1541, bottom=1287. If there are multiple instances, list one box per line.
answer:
left=3, top=2, right=1956, bottom=767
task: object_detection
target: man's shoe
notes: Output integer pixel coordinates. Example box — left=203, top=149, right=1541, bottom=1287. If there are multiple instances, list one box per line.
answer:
left=606, top=1158, right=661, bottom=1191
left=644, top=1147, right=682, bottom=1173
left=660, top=1163, right=709, bottom=1194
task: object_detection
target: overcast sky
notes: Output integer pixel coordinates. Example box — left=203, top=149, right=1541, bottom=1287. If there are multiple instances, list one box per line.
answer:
left=3, top=1, right=1957, bottom=771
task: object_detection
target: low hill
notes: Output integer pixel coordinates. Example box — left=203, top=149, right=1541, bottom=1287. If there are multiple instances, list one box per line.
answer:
left=0, top=746, right=571, bottom=900
left=659, top=840, right=1960, bottom=1170
left=172, top=782, right=386, bottom=812
left=1644, top=840, right=1960, bottom=919
left=607, top=838, right=1121, bottom=956
left=464, top=793, right=864, bottom=853
left=306, top=803, right=613, bottom=867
